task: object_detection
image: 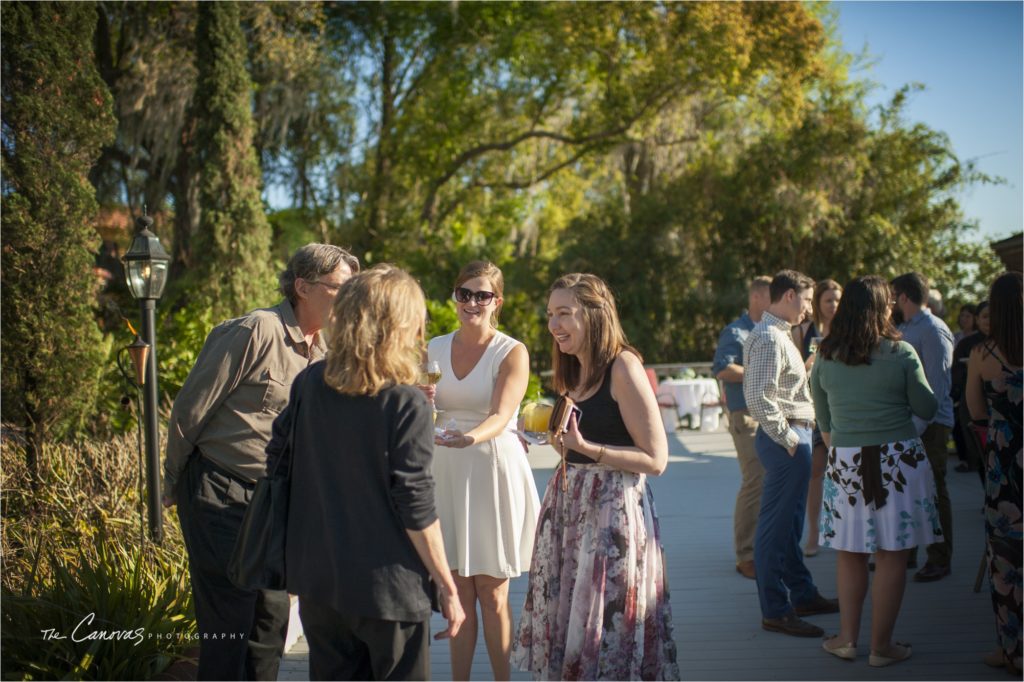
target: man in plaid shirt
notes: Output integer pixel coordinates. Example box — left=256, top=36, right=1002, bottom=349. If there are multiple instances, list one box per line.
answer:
left=743, top=270, right=839, bottom=637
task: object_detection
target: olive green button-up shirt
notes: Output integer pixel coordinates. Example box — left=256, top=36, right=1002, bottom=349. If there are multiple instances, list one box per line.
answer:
left=163, top=300, right=325, bottom=494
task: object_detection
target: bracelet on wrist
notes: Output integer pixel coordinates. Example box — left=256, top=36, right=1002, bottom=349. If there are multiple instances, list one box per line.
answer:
left=595, top=444, right=606, bottom=462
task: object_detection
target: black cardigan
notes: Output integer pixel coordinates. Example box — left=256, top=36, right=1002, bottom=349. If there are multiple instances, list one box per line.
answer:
left=266, top=362, right=437, bottom=622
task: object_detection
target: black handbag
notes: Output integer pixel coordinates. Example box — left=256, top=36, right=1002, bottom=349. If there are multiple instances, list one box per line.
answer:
left=227, top=395, right=298, bottom=591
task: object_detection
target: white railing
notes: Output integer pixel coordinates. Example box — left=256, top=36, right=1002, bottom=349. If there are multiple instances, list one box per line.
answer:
left=645, top=362, right=715, bottom=379
left=539, top=361, right=715, bottom=379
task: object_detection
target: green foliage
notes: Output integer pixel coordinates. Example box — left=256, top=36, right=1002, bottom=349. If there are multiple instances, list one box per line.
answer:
left=425, top=298, right=459, bottom=340
left=0, top=2, right=118, bottom=464
left=191, top=1, right=277, bottom=319
left=1, top=540, right=195, bottom=681
left=559, top=69, right=1003, bottom=363
left=157, top=305, right=220, bottom=404
left=4, top=1, right=1006, bottom=446
left=268, top=207, right=326, bottom=261
left=1, top=434, right=195, bottom=680
left=91, top=304, right=218, bottom=437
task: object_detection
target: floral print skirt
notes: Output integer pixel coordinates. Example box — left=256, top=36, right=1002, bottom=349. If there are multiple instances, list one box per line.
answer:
left=983, top=369, right=1022, bottom=670
left=820, top=438, right=942, bottom=553
left=512, top=463, right=679, bottom=681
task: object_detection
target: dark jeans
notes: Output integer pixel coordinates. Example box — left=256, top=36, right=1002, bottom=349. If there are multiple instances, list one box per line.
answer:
left=177, top=455, right=290, bottom=681
left=753, top=426, right=819, bottom=619
left=299, top=599, right=430, bottom=681
left=920, top=423, right=954, bottom=568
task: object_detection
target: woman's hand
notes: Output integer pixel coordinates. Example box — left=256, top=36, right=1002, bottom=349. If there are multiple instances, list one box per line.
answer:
left=556, top=412, right=589, bottom=456
left=516, top=416, right=530, bottom=453
left=416, top=384, right=437, bottom=402
left=435, top=429, right=475, bottom=448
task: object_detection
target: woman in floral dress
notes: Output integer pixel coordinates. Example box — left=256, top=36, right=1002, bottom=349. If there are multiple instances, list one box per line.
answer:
left=809, top=276, right=941, bottom=667
left=511, top=273, right=679, bottom=681
left=966, top=271, right=1022, bottom=675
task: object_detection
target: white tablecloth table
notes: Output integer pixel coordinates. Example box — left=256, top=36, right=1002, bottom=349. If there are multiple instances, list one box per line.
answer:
left=658, top=378, right=722, bottom=429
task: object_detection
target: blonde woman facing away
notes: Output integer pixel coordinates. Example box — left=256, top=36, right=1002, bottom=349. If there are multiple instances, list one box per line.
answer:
left=424, top=261, right=540, bottom=681
left=267, top=265, right=464, bottom=680
left=512, top=273, right=679, bottom=681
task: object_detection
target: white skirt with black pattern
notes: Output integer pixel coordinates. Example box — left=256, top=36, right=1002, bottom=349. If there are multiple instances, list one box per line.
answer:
left=819, top=438, right=943, bottom=553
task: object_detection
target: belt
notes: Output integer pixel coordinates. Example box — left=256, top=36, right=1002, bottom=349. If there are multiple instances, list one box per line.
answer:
left=859, top=444, right=888, bottom=510
left=788, top=419, right=814, bottom=429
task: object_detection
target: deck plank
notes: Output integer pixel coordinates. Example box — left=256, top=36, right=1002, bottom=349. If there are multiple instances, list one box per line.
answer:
left=280, top=426, right=1007, bottom=681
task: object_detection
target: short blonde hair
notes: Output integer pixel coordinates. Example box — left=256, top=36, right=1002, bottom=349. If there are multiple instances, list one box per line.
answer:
left=549, top=273, right=641, bottom=396
left=323, top=265, right=425, bottom=396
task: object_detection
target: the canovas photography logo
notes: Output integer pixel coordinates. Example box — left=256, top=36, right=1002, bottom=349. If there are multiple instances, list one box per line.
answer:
left=40, top=612, right=242, bottom=647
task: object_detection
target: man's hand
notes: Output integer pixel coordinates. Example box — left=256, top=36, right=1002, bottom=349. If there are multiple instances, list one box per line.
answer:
left=787, top=444, right=798, bottom=457
left=433, top=583, right=465, bottom=640
left=162, top=494, right=176, bottom=508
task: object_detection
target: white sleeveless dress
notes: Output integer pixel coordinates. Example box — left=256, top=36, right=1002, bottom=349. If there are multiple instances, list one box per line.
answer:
left=428, top=331, right=541, bottom=579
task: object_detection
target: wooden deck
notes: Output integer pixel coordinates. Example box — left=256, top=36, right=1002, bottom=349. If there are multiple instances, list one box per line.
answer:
left=279, top=427, right=1009, bottom=681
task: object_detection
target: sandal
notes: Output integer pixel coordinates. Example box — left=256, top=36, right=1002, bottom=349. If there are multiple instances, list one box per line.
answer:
left=869, top=642, right=912, bottom=667
left=822, top=636, right=856, bottom=661
left=982, top=648, right=1005, bottom=668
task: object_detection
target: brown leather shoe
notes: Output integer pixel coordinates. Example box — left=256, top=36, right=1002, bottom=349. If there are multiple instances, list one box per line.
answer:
left=913, top=562, right=951, bottom=582
left=736, top=560, right=756, bottom=580
left=762, top=613, right=824, bottom=637
left=794, top=593, right=840, bottom=616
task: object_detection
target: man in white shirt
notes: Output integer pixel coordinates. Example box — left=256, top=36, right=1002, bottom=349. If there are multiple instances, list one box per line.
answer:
left=744, top=270, right=838, bottom=638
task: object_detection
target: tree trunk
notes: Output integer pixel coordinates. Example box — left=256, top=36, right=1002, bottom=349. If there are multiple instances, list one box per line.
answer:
left=366, top=17, right=395, bottom=246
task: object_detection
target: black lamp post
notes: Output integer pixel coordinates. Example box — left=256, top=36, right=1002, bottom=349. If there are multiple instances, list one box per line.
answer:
left=122, top=213, right=170, bottom=543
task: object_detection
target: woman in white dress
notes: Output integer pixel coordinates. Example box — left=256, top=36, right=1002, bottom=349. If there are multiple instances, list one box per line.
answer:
left=425, top=260, right=540, bottom=680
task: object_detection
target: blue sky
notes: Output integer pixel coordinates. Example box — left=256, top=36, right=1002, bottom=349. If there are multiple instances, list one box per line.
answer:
left=834, top=1, right=1023, bottom=242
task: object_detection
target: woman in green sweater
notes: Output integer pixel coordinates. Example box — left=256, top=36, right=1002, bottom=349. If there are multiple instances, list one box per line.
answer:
left=809, top=276, right=941, bottom=668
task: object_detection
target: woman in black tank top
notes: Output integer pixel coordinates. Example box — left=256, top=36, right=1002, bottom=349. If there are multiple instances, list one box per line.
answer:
left=563, top=363, right=635, bottom=464
left=511, top=273, right=679, bottom=680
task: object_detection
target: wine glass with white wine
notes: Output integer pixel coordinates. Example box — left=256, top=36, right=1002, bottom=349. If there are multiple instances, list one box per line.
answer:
left=425, top=360, right=443, bottom=428
left=426, top=360, right=442, bottom=386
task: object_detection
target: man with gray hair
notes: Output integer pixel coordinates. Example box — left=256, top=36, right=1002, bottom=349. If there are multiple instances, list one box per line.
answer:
left=164, top=243, right=357, bottom=680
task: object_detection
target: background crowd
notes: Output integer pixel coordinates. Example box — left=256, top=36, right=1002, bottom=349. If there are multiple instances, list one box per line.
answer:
left=714, top=268, right=1022, bottom=675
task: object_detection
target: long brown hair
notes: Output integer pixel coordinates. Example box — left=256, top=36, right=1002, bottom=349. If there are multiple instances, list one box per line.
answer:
left=812, top=279, right=842, bottom=328
left=548, top=273, right=641, bottom=395
left=323, top=265, right=425, bottom=395
left=818, top=276, right=901, bottom=366
left=988, top=271, right=1022, bottom=366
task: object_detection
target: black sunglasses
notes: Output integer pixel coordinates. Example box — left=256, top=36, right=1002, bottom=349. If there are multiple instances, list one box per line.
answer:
left=453, top=287, right=497, bottom=305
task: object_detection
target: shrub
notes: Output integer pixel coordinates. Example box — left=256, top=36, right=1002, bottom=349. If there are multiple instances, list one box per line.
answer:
left=1, top=433, right=196, bottom=680
left=1, top=2, right=118, bottom=481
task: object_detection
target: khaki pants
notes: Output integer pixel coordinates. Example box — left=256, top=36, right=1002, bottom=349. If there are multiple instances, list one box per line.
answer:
left=729, top=410, right=764, bottom=564
left=921, top=423, right=953, bottom=567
